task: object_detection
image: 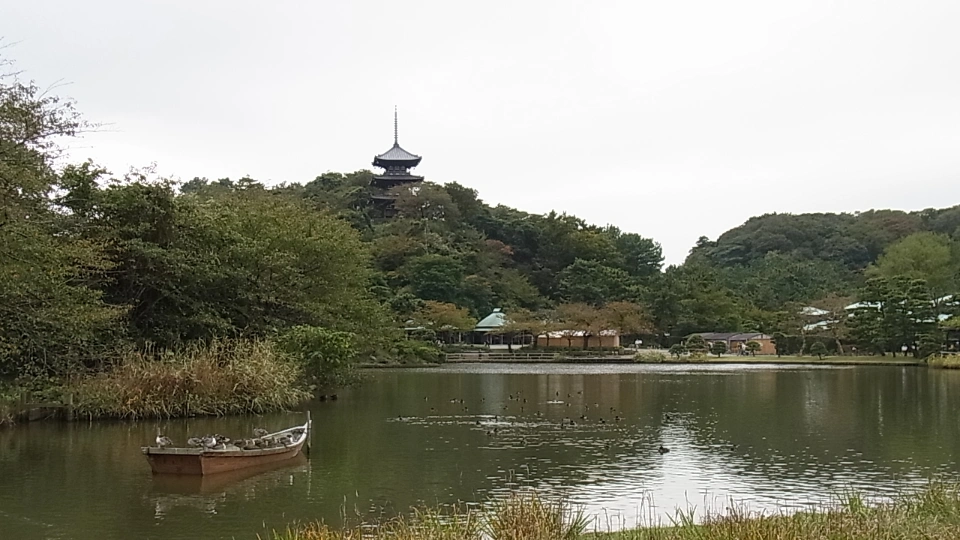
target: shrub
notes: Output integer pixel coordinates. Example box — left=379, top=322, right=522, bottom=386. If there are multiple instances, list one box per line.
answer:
left=668, top=344, right=686, bottom=359
left=279, top=326, right=358, bottom=388
left=69, top=339, right=309, bottom=419
left=394, top=340, right=442, bottom=364
left=634, top=351, right=668, bottom=363
left=810, top=341, right=828, bottom=360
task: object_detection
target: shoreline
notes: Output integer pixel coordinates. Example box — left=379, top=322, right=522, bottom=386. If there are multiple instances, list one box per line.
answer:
left=270, top=482, right=960, bottom=540
left=425, top=356, right=925, bottom=367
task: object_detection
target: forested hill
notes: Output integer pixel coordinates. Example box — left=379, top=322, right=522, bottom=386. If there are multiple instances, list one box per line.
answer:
left=689, top=208, right=960, bottom=270
left=186, top=172, right=960, bottom=341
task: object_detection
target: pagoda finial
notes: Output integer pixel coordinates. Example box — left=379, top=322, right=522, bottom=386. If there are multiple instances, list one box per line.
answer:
left=393, top=106, right=398, bottom=146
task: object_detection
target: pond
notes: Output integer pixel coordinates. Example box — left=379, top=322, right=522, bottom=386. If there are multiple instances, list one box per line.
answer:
left=1, top=363, right=958, bottom=539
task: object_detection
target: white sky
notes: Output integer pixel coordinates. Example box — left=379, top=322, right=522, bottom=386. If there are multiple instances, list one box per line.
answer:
left=5, top=0, right=960, bottom=264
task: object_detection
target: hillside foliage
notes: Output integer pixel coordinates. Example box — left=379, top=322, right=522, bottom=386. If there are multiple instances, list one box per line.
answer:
left=3, top=54, right=960, bottom=397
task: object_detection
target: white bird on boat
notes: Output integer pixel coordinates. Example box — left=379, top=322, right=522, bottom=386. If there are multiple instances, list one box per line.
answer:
left=155, top=428, right=173, bottom=448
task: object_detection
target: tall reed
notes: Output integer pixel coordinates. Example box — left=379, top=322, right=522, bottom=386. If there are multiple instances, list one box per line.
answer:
left=268, top=492, right=585, bottom=540
left=271, top=482, right=960, bottom=540
left=69, top=339, right=310, bottom=419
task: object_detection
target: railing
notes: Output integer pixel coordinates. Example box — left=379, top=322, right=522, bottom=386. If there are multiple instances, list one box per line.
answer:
left=445, top=352, right=559, bottom=362
left=5, top=391, right=74, bottom=422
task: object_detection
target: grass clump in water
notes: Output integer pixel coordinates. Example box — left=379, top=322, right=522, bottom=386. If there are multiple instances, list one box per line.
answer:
left=593, top=481, right=960, bottom=539
left=272, top=483, right=960, bottom=540
left=69, top=339, right=310, bottom=419
left=269, top=491, right=586, bottom=540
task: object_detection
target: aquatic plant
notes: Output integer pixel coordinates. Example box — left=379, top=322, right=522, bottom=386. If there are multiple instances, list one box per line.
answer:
left=271, top=482, right=960, bottom=540
left=268, top=491, right=585, bottom=540
left=69, top=339, right=310, bottom=419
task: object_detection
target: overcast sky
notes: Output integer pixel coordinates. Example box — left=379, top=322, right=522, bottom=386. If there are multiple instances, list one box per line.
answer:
left=5, top=0, right=960, bottom=264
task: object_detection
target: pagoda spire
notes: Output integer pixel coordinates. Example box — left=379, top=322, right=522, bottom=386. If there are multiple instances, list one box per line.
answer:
left=393, top=106, right=398, bottom=146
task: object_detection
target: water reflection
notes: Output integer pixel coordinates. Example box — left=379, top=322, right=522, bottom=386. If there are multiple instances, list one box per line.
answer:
left=0, top=364, right=959, bottom=539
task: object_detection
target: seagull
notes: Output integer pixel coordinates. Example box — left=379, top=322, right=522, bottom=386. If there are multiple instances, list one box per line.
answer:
left=186, top=437, right=202, bottom=447
left=253, top=428, right=269, bottom=438
left=155, top=428, right=173, bottom=448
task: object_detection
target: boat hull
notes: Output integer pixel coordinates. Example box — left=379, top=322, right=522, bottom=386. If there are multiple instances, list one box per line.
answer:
left=142, top=418, right=310, bottom=475
left=144, top=441, right=305, bottom=475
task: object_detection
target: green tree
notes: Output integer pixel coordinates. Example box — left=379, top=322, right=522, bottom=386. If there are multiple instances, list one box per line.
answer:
left=809, top=341, right=827, bottom=360
left=710, top=340, right=728, bottom=357
left=280, top=326, right=357, bottom=388
left=849, top=276, right=935, bottom=356
left=872, top=232, right=959, bottom=303
left=745, top=341, right=761, bottom=356
left=557, top=303, right=602, bottom=349
left=685, top=334, right=708, bottom=354
left=400, top=254, right=466, bottom=307
left=918, top=331, right=944, bottom=359
left=413, top=301, right=477, bottom=343
left=558, top=259, right=640, bottom=306
left=390, top=182, right=461, bottom=225
left=0, top=61, right=119, bottom=377
left=600, top=301, right=653, bottom=341
left=602, top=226, right=664, bottom=279
left=772, top=332, right=788, bottom=357
left=668, top=343, right=686, bottom=359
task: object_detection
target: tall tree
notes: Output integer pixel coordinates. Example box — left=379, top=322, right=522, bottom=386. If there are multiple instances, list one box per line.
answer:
left=0, top=62, right=119, bottom=376
left=872, top=232, right=959, bottom=304
left=600, top=301, right=653, bottom=341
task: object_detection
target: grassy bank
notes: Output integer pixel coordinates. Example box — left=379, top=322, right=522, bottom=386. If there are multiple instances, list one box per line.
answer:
left=928, top=355, right=960, bottom=369
left=632, top=351, right=923, bottom=366
left=68, top=339, right=310, bottom=420
left=271, top=483, right=960, bottom=540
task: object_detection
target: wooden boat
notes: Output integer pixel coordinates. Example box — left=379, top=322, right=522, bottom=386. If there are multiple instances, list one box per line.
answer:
left=142, top=414, right=311, bottom=475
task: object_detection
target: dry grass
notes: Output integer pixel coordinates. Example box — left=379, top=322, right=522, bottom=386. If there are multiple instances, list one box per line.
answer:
left=593, top=482, right=960, bottom=539
left=69, top=339, right=310, bottom=419
left=272, top=483, right=960, bottom=540
left=928, top=355, right=960, bottom=369
left=269, top=492, right=587, bottom=540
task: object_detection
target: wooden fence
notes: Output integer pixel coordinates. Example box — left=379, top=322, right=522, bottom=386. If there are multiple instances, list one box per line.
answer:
left=5, top=391, right=74, bottom=422
left=445, top=352, right=560, bottom=363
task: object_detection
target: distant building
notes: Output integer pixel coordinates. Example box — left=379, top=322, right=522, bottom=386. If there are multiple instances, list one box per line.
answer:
left=536, top=331, right=620, bottom=349
left=371, top=108, right=424, bottom=217
left=472, top=308, right=524, bottom=347
left=692, top=332, right=775, bottom=355
left=471, top=308, right=619, bottom=349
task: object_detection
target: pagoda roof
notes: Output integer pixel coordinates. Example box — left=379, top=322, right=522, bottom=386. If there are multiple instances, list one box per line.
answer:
left=374, top=143, right=421, bottom=162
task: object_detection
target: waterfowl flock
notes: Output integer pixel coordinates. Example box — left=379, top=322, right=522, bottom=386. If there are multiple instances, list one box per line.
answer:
left=153, top=427, right=306, bottom=451
left=395, top=388, right=713, bottom=456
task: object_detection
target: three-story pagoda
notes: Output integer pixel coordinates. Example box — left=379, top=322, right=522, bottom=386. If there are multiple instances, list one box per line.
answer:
left=371, top=109, right=423, bottom=215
